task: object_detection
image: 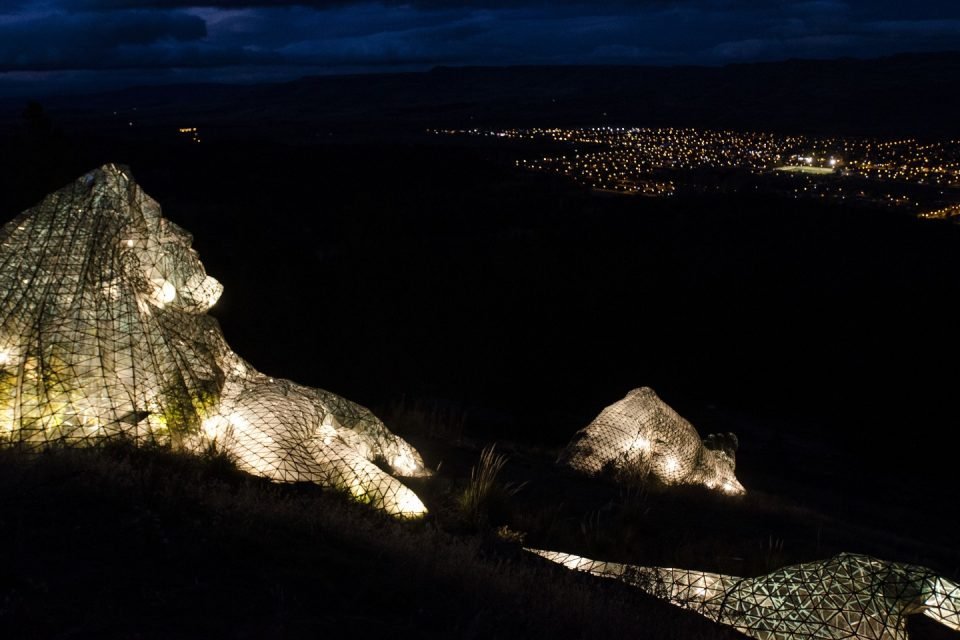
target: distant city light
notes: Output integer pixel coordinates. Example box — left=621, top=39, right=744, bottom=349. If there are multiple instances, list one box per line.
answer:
left=432, top=126, right=960, bottom=213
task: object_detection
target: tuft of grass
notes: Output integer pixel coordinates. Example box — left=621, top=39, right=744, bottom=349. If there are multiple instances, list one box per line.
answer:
left=611, top=451, right=670, bottom=496
left=459, top=444, right=525, bottom=528
left=754, top=535, right=787, bottom=575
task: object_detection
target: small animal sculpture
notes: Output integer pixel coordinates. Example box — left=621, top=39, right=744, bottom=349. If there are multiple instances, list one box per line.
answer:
left=0, top=164, right=429, bottom=517
left=557, top=387, right=745, bottom=494
left=529, top=549, right=960, bottom=640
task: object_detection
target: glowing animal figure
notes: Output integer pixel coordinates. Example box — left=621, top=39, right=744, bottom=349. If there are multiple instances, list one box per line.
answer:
left=0, top=164, right=429, bottom=517
left=557, top=387, right=745, bottom=494
left=530, top=549, right=960, bottom=640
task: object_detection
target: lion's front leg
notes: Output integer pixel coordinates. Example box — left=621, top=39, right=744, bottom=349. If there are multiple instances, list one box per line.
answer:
left=301, top=387, right=433, bottom=479
left=303, top=437, right=428, bottom=518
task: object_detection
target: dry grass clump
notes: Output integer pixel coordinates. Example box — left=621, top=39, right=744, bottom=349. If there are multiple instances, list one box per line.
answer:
left=458, top=444, right=526, bottom=528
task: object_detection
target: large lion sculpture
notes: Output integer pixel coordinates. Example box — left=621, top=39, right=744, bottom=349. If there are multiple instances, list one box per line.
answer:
left=0, top=164, right=430, bottom=518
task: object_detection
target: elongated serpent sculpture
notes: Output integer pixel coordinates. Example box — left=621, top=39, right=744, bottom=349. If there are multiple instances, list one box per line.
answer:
left=529, top=549, right=960, bottom=640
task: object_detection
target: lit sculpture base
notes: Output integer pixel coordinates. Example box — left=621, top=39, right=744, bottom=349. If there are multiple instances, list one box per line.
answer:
left=529, top=549, right=960, bottom=640
left=0, top=164, right=429, bottom=518
left=558, top=387, right=746, bottom=495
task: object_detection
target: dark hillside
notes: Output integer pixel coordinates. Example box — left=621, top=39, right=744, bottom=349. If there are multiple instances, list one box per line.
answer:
left=0, top=445, right=737, bottom=640
left=0, top=131, right=958, bottom=523
left=3, top=52, right=959, bottom=139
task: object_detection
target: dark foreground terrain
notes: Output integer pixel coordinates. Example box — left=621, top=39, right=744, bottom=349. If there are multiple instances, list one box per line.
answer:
left=0, top=443, right=738, bottom=640
left=1, top=435, right=957, bottom=639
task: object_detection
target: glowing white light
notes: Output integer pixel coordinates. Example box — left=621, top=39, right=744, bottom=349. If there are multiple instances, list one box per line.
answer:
left=159, top=281, right=177, bottom=304
left=199, top=276, right=223, bottom=309
left=201, top=415, right=228, bottom=439
left=393, top=488, right=428, bottom=518
left=319, top=414, right=338, bottom=445
left=392, top=451, right=420, bottom=476
left=225, top=411, right=250, bottom=433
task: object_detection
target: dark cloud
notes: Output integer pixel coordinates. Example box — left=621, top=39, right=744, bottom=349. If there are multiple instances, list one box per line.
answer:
left=0, top=10, right=208, bottom=70
left=1, top=0, right=959, bottom=94
left=57, top=0, right=709, bottom=9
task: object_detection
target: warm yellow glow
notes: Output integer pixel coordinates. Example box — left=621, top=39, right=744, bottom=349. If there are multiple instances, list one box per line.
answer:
left=559, top=388, right=745, bottom=494
left=319, top=416, right=337, bottom=445
left=201, top=415, right=228, bottom=440
left=392, top=487, right=428, bottom=519
left=925, top=577, right=960, bottom=631
left=391, top=451, right=421, bottom=476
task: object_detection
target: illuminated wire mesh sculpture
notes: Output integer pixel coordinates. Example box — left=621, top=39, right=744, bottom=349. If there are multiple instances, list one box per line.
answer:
left=557, top=387, right=746, bottom=494
left=0, top=164, right=429, bottom=518
left=529, top=549, right=960, bottom=640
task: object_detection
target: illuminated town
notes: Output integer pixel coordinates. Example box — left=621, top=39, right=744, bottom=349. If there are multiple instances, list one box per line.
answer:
left=434, top=127, right=960, bottom=219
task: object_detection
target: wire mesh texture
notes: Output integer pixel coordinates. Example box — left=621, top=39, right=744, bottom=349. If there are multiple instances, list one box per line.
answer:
left=529, top=549, right=960, bottom=640
left=0, top=164, right=429, bottom=518
left=558, top=387, right=745, bottom=494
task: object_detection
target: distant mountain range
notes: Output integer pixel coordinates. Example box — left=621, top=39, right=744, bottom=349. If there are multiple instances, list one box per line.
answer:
left=2, top=51, right=959, bottom=139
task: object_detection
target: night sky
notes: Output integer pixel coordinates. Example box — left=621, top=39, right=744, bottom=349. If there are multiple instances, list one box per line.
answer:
left=1, top=0, right=959, bottom=96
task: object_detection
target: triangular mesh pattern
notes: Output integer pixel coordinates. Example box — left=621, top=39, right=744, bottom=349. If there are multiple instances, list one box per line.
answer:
left=0, top=164, right=429, bottom=518
left=529, top=549, right=960, bottom=640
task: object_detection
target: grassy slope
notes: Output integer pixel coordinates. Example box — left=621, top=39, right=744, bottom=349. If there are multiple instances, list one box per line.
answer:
left=0, top=444, right=737, bottom=640
left=3, top=433, right=958, bottom=639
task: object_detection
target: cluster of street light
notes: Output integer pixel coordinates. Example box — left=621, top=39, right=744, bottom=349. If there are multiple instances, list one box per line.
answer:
left=433, top=127, right=960, bottom=213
